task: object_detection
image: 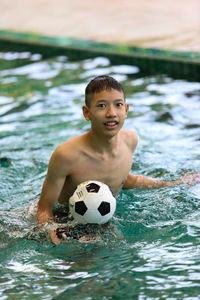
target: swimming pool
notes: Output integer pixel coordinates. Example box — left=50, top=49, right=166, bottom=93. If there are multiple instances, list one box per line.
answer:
left=0, top=50, right=200, bottom=299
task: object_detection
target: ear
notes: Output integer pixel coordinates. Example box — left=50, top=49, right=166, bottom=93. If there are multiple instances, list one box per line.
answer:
left=82, top=105, right=90, bottom=121
left=125, top=103, right=129, bottom=118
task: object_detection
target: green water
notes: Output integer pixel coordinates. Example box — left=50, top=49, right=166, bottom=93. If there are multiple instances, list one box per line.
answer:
left=0, top=51, right=200, bottom=299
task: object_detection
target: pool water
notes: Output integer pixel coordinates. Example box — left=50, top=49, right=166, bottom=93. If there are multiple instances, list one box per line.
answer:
left=0, top=51, right=200, bottom=299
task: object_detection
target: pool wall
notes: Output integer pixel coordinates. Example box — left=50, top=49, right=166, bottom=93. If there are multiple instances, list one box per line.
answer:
left=0, top=30, right=199, bottom=81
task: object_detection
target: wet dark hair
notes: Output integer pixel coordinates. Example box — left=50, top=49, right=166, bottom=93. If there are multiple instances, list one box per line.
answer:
left=85, top=75, right=125, bottom=107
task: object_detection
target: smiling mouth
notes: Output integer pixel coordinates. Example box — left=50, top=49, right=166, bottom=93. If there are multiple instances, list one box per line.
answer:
left=104, top=121, right=119, bottom=129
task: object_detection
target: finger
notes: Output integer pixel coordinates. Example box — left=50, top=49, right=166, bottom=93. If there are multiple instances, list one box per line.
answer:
left=61, top=232, right=68, bottom=239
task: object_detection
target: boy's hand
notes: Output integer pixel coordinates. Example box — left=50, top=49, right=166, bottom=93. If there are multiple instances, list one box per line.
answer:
left=181, top=173, right=200, bottom=186
left=48, top=229, right=62, bottom=245
left=56, top=227, right=69, bottom=240
left=48, top=228, right=70, bottom=244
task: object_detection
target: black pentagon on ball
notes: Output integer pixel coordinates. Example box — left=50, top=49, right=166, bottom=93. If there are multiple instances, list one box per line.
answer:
left=75, top=201, right=88, bottom=216
left=86, top=183, right=100, bottom=193
left=98, top=201, right=110, bottom=216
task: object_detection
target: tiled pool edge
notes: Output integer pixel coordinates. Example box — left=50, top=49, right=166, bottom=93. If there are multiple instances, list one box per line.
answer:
left=0, top=30, right=199, bottom=81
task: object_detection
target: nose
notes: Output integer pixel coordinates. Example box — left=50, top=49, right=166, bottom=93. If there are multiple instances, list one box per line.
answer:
left=105, top=105, right=117, bottom=118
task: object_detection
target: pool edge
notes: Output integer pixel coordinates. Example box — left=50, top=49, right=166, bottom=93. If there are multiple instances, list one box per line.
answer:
left=0, top=30, right=199, bottom=81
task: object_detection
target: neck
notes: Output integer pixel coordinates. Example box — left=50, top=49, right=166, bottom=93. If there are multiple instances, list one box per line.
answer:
left=87, top=130, right=119, bottom=153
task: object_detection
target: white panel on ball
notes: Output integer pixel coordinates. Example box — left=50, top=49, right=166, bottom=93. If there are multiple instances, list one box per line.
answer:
left=69, top=180, right=116, bottom=224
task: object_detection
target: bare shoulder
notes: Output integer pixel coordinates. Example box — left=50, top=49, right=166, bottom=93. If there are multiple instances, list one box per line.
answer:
left=120, top=129, right=138, bottom=151
left=50, top=135, right=85, bottom=166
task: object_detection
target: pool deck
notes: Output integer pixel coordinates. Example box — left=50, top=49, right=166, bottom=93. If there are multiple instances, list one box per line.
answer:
left=0, top=0, right=200, bottom=53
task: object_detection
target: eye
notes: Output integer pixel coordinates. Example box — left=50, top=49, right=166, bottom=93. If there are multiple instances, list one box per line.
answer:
left=97, top=103, right=106, bottom=108
left=116, top=102, right=123, bottom=107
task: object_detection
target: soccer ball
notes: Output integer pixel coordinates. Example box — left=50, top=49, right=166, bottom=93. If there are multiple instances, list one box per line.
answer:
left=69, top=181, right=116, bottom=224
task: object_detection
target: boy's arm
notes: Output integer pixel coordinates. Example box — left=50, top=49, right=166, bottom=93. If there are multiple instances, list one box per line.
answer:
left=123, top=172, right=200, bottom=189
left=37, top=148, right=69, bottom=244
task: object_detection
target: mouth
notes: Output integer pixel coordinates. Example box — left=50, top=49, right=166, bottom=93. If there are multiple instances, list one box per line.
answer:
left=104, top=121, right=119, bottom=130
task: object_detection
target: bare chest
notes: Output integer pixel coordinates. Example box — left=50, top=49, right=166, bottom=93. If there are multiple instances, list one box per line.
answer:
left=70, top=152, right=133, bottom=196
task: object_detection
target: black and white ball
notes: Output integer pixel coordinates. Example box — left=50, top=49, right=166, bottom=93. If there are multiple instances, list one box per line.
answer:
left=69, top=181, right=116, bottom=224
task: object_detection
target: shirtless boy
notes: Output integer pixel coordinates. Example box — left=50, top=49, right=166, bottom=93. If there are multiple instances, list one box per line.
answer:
left=37, top=75, right=199, bottom=244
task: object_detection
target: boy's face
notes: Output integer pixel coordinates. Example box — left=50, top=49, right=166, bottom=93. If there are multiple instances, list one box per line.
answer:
left=83, top=88, right=129, bottom=137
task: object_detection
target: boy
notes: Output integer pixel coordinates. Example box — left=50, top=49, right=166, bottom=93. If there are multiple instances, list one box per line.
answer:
left=37, top=75, right=199, bottom=244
